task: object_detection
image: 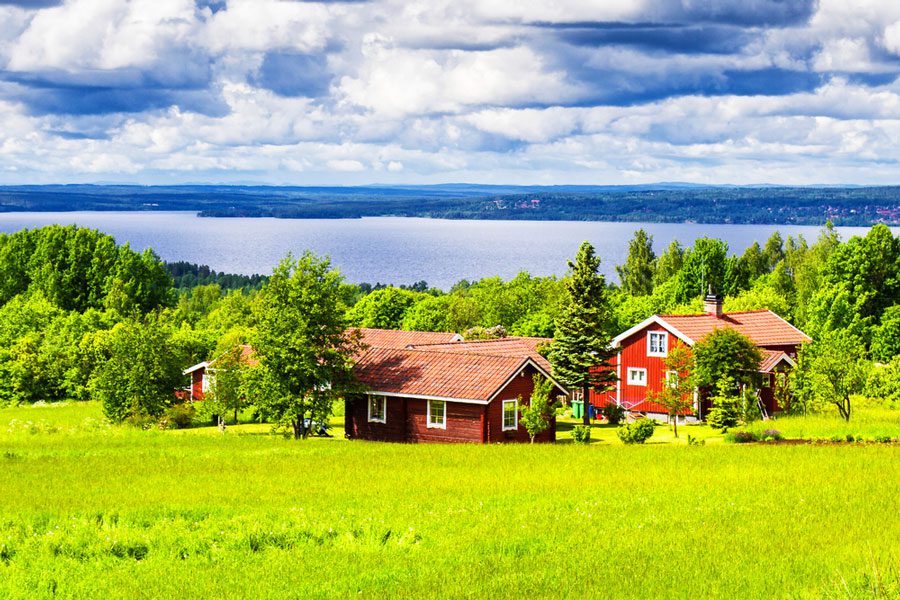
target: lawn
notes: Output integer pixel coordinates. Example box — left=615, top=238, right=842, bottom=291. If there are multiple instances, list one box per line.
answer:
left=1, top=402, right=898, bottom=598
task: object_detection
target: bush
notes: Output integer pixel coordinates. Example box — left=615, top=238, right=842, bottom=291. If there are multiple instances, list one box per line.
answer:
left=874, top=435, right=893, bottom=444
left=601, top=403, right=626, bottom=425
left=571, top=424, right=591, bottom=444
left=762, top=428, right=782, bottom=441
left=687, top=435, right=705, bottom=446
left=160, top=403, right=196, bottom=430
left=617, top=419, right=655, bottom=444
left=726, top=430, right=757, bottom=444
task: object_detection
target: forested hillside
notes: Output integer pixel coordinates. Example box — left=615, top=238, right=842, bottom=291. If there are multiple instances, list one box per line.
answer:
left=2, top=184, right=899, bottom=226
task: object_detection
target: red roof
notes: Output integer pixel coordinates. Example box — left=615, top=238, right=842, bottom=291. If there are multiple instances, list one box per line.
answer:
left=410, top=337, right=553, bottom=372
left=354, top=328, right=462, bottom=351
left=354, top=347, right=532, bottom=402
left=208, top=344, right=259, bottom=368
left=657, top=311, right=811, bottom=347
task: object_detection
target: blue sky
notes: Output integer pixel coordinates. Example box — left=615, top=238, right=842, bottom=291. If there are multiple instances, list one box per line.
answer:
left=1, top=0, right=900, bottom=185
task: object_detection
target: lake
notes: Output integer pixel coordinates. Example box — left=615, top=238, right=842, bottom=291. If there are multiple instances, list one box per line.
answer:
left=0, top=212, right=890, bottom=289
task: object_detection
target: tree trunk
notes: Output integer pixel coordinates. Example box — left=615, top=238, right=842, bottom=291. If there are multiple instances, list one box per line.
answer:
left=292, top=415, right=302, bottom=439
left=233, top=405, right=239, bottom=425
left=582, top=384, right=590, bottom=426
left=672, top=414, right=678, bottom=438
left=838, top=396, right=851, bottom=422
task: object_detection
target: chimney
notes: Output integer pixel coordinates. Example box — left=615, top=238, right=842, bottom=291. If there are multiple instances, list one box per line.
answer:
left=704, top=284, right=723, bottom=317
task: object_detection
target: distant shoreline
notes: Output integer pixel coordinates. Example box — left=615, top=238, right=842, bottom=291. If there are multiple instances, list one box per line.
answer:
left=1, top=184, right=899, bottom=227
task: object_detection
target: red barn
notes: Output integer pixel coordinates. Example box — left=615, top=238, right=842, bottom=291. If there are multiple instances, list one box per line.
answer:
left=592, top=293, right=811, bottom=421
left=346, top=329, right=566, bottom=443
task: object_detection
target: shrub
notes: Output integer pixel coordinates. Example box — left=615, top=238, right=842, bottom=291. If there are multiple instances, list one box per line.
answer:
left=687, top=435, right=705, bottom=446
left=726, top=430, right=757, bottom=444
left=845, top=434, right=856, bottom=443
left=617, top=419, right=655, bottom=444
left=762, top=428, right=782, bottom=441
left=874, top=435, right=892, bottom=444
left=571, top=424, right=591, bottom=444
left=601, top=403, right=626, bottom=425
left=160, top=403, right=196, bottom=430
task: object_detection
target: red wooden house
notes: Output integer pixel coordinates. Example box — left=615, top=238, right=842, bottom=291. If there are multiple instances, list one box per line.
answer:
left=591, top=293, right=811, bottom=420
left=346, top=329, right=566, bottom=443
left=181, top=344, right=258, bottom=401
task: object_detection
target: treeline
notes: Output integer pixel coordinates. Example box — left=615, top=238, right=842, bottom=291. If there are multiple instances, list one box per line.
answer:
left=2, top=184, right=900, bottom=226
left=165, top=261, right=267, bottom=292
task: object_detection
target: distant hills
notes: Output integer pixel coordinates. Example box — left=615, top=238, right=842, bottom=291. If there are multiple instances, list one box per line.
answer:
left=0, top=184, right=898, bottom=226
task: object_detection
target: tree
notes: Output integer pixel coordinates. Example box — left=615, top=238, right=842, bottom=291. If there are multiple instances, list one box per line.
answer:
left=88, top=317, right=182, bottom=423
left=653, top=240, right=684, bottom=287
left=870, top=305, right=900, bottom=363
left=549, top=241, right=616, bottom=426
left=252, top=253, right=362, bottom=439
left=517, top=375, right=561, bottom=443
left=346, top=286, right=423, bottom=329
left=672, top=238, right=729, bottom=304
left=205, top=345, right=252, bottom=426
left=692, top=328, right=763, bottom=390
left=763, top=231, right=785, bottom=271
left=616, top=229, right=656, bottom=296
left=793, top=332, right=867, bottom=421
left=647, top=345, right=694, bottom=438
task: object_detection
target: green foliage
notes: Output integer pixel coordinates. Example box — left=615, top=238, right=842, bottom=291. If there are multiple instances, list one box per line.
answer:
left=870, top=306, right=900, bottom=363
left=517, top=375, right=561, bottom=443
left=866, top=357, right=900, bottom=408
left=672, top=237, right=729, bottom=304
left=617, top=418, right=655, bottom=444
left=549, top=242, right=616, bottom=425
left=161, top=403, right=197, bottom=429
left=706, top=376, right=741, bottom=430
left=204, top=346, right=253, bottom=425
left=653, top=240, right=684, bottom=287
left=252, top=253, right=362, bottom=439
left=601, top=403, right=626, bottom=425
left=693, top=328, right=763, bottom=390
left=616, top=229, right=656, bottom=296
left=571, top=424, right=591, bottom=444
left=347, top=286, right=424, bottom=329
left=400, top=294, right=480, bottom=333
left=88, top=318, right=183, bottom=423
left=794, top=333, right=868, bottom=421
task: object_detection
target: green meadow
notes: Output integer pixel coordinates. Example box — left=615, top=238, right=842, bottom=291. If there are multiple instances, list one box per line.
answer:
left=1, top=402, right=899, bottom=599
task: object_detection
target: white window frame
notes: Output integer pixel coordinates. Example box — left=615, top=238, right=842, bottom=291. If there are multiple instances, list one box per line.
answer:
left=666, top=370, right=678, bottom=388
left=627, top=368, right=648, bottom=386
left=647, top=331, right=669, bottom=357
left=367, top=395, right=386, bottom=424
left=201, top=373, right=212, bottom=393
left=502, top=399, right=518, bottom=431
left=427, top=400, right=446, bottom=429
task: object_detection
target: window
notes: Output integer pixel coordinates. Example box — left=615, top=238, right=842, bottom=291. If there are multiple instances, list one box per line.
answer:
left=502, top=399, right=518, bottom=431
left=666, top=370, right=678, bottom=388
left=427, top=400, right=446, bottom=429
left=647, top=332, right=668, bottom=357
left=627, top=368, right=647, bottom=386
left=367, top=395, right=386, bottom=423
left=201, top=373, right=211, bottom=393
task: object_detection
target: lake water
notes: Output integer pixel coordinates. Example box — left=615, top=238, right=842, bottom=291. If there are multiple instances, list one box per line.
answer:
left=0, top=212, right=890, bottom=289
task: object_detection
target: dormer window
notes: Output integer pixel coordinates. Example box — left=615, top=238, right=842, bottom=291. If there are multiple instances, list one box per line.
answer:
left=648, top=331, right=668, bottom=357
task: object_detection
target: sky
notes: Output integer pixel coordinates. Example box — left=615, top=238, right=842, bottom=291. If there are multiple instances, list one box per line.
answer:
left=1, top=0, right=900, bottom=186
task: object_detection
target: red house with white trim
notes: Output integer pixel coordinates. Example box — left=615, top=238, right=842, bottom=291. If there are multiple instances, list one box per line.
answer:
left=345, top=329, right=567, bottom=443
left=592, top=293, right=811, bottom=420
left=181, top=345, right=258, bottom=401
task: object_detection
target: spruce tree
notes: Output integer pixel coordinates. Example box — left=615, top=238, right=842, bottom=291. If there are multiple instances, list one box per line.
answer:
left=549, top=242, right=617, bottom=426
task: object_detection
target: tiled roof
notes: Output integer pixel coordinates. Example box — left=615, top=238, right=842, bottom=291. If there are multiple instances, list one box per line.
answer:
left=659, top=311, right=811, bottom=347
left=410, top=337, right=553, bottom=372
left=758, top=349, right=795, bottom=373
left=354, top=347, right=530, bottom=402
left=207, top=344, right=259, bottom=368
left=354, top=328, right=462, bottom=351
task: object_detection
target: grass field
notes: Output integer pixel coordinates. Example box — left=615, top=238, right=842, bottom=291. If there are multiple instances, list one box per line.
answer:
left=1, top=402, right=899, bottom=598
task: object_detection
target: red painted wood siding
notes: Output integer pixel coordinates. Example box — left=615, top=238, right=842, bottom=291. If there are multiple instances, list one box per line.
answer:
left=611, top=325, right=689, bottom=413
left=344, top=365, right=556, bottom=443
left=485, top=364, right=555, bottom=443
left=191, top=369, right=204, bottom=401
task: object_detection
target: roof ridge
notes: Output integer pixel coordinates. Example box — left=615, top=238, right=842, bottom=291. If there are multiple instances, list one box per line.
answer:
left=366, top=346, right=531, bottom=360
